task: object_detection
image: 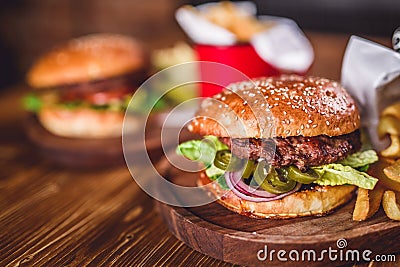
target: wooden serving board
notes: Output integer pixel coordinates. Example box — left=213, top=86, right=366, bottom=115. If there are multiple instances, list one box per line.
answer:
left=25, top=116, right=162, bottom=168
left=155, top=155, right=400, bottom=266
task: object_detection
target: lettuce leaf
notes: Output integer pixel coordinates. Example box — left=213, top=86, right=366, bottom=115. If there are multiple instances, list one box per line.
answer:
left=206, top=167, right=229, bottom=189
left=312, top=163, right=378, bottom=189
left=176, top=136, right=229, bottom=189
left=23, top=93, right=42, bottom=112
left=22, top=92, right=133, bottom=113
left=337, top=150, right=378, bottom=168
left=176, top=136, right=228, bottom=165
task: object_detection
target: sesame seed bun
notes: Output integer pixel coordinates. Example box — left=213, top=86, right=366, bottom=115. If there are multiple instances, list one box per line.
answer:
left=27, top=33, right=148, bottom=88
left=189, top=75, right=360, bottom=138
left=198, top=172, right=356, bottom=219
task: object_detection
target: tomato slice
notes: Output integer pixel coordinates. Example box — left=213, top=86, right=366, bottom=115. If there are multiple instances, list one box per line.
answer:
left=60, top=87, right=132, bottom=105
left=84, top=87, right=131, bottom=105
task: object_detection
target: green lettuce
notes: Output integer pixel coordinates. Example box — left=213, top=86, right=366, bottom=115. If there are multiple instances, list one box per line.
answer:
left=337, top=150, right=378, bottom=168
left=22, top=93, right=133, bottom=113
left=23, top=93, right=42, bottom=112
left=176, top=136, right=229, bottom=189
left=176, top=136, right=228, bottom=165
left=312, top=164, right=378, bottom=189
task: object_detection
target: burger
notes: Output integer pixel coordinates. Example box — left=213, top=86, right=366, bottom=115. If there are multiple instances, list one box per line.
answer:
left=177, top=75, right=379, bottom=218
left=24, top=33, right=148, bottom=138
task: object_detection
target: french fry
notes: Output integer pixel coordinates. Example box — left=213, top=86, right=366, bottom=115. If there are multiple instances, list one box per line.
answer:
left=381, top=135, right=400, bottom=158
left=381, top=101, right=400, bottom=120
left=200, top=1, right=270, bottom=42
left=353, top=184, right=385, bottom=221
left=377, top=115, right=400, bottom=139
left=367, top=157, right=399, bottom=191
left=382, top=159, right=400, bottom=192
left=382, top=190, right=400, bottom=220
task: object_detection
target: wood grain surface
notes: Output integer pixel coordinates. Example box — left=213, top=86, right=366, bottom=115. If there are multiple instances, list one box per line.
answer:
left=0, top=32, right=398, bottom=266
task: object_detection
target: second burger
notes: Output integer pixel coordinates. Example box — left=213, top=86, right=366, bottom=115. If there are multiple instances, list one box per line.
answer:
left=24, top=33, right=149, bottom=138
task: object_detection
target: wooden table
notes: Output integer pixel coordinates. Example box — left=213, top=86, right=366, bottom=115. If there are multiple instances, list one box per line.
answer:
left=0, top=32, right=397, bottom=266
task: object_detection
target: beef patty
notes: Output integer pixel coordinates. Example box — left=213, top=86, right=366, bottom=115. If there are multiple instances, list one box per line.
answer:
left=219, top=130, right=361, bottom=170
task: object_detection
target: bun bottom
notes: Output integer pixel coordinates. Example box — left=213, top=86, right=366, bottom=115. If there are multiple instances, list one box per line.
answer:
left=38, top=106, right=127, bottom=138
left=198, top=172, right=356, bottom=219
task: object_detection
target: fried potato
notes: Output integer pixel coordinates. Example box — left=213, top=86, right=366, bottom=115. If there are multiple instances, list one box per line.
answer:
left=382, top=190, right=400, bottom=220
left=203, top=2, right=238, bottom=30
left=381, top=101, right=400, bottom=120
left=353, top=184, right=385, bottom=221
left=381, top=135, right=400, bottom=158
left=382, top=159, right=400, bottom=192
left=377, top=115, right=400, bottom=139
left=200, top=1, right=270, bottom=42
left=368, top=157, right=400, bottom=192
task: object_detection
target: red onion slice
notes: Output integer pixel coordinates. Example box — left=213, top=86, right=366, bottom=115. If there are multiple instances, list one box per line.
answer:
left=224, top=171, right=302, bottom=202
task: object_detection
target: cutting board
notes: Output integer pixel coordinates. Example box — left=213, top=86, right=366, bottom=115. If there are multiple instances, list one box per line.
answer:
left=155, top=155, right=400, bottom=266
left=25, top=116, right=162, bottom=168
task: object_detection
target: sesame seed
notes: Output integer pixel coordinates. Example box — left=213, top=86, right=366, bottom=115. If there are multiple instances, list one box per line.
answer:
left=326, top=121, right=330, bottom=126
left=312, top=124, right=318, bottom=128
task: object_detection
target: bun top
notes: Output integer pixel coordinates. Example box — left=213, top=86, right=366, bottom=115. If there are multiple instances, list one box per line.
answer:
left=188, top=75, right=360, bottom=138
left=27, top=34, right=148, bottom=88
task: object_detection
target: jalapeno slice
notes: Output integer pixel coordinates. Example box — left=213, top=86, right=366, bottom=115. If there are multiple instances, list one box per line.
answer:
left=253, top=161, right=296, bottom=194
left=286, top=166, right=320, bottom=184
left=213, top=150, right=243, bottom=171
left=242, top=160, right=256, bottom=179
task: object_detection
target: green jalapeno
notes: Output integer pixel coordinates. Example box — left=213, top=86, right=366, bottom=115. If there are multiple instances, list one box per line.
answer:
left=242, top=160, right=256, bottom=179
left=213, top=150, right=243, bottom=171
left=253, top=161, right=296, bottom=194
left=286, top=166, right=320, bottom=184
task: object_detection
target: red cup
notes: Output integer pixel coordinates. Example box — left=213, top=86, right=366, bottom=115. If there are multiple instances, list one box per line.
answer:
left=195, top=43, right=280, bottom=97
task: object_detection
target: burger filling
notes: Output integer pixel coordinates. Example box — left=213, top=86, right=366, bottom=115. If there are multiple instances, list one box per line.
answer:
left=177, top=134, right=378, bottom=202
left=23, top=74, right=142, bottom=113
left=219, top=130, right=361, bottom=170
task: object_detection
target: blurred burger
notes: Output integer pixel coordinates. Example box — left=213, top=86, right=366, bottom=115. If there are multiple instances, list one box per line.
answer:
left=177, top=75, right=379, bottom=218
left=24, top=33, right=148, bottom=138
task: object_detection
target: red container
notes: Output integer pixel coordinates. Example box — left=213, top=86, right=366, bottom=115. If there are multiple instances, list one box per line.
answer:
left=195, top=43, right=280, bottom=97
